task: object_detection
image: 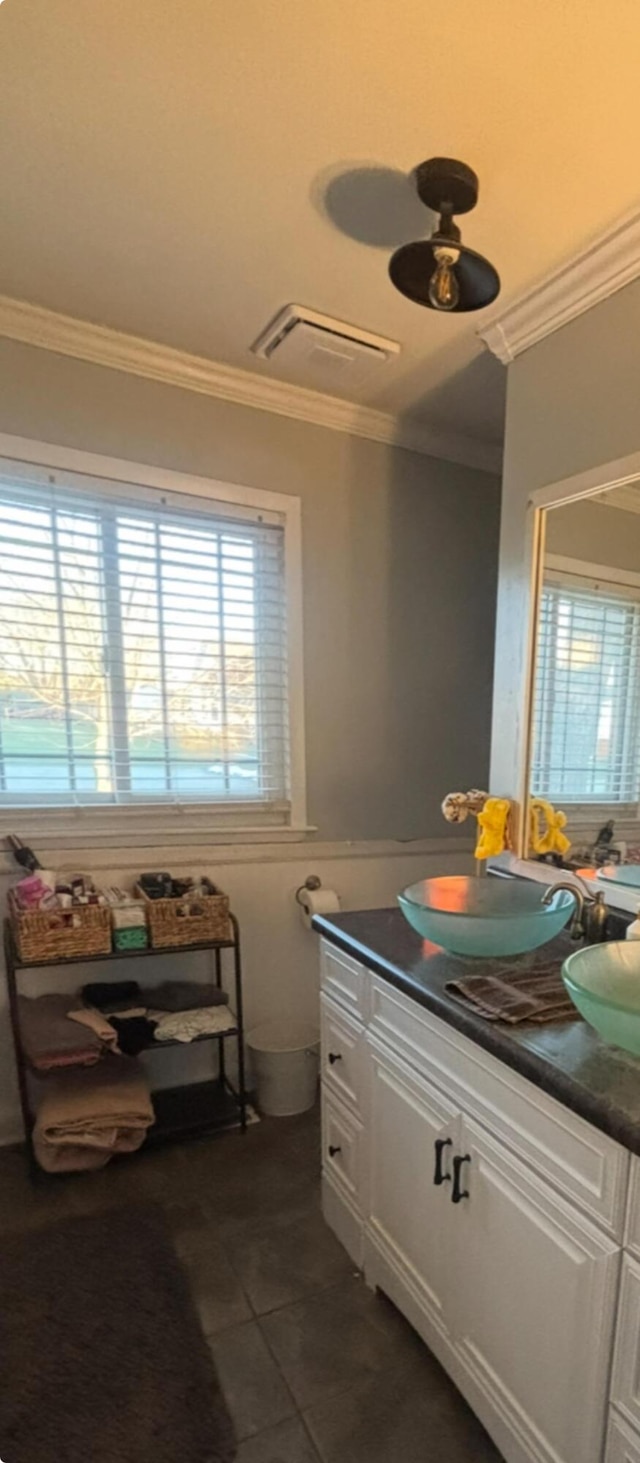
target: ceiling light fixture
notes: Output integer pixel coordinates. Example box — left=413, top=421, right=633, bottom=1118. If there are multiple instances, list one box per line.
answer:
left=389, top=158, right=500, bottom=313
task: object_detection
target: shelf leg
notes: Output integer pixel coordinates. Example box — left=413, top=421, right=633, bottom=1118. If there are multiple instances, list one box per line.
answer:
left=230, top=915, right=247, bottom=1132
left=4, top=921, right=34, bottom=1155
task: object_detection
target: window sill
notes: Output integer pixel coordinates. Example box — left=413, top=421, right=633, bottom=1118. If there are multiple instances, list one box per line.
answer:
left=0, top=805, right=317, bottom=856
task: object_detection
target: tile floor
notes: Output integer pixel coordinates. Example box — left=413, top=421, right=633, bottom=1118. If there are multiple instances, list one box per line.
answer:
left=0, top=1106, right=503, bottom=1462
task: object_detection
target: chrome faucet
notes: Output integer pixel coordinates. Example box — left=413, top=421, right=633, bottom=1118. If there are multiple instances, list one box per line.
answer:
left=542, top=876, right=609, bottom=944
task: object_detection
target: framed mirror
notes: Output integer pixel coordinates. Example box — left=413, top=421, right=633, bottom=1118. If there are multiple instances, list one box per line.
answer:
left=526, top=479, right=640, bottom=891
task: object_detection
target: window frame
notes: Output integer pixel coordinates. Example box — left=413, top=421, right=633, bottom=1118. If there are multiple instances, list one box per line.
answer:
left=0, top=434, right=308, bottom=844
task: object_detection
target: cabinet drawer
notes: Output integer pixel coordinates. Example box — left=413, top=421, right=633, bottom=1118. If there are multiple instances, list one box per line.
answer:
left=320, top=939, right=369, bottom=1021
left=322, top=1088, right=362, bottom=1205
left=606, top=1413, right=640, bottom=1463
left=370, top=975, right=629, bottom=1237
left=321, top=993, right=363, bottom=1114
left=611, top=1256, right=640, bottom=1432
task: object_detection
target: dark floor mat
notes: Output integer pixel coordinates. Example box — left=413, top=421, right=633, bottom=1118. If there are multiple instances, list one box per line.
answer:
left=0, top=1202, right=235, bottom=1463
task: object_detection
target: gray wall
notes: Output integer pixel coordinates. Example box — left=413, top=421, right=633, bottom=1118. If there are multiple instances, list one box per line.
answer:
left=503, top=277, right=640, bottom=496
left=0, top=337, right=501, bottom=842
left=546, top=497, right=640, bottom=574
left=490, top=276, right=640, bottom=802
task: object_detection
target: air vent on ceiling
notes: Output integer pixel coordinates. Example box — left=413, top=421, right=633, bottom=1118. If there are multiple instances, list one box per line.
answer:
left=251, top=305, right=400, bottom=389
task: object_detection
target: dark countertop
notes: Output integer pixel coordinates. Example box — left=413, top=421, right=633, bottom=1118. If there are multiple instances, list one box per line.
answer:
left=313, top=907, right=640, bottom=1156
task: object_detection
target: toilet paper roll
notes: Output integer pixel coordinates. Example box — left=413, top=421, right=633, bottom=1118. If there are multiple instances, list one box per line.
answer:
left=298, top=886, right=341, bottom=930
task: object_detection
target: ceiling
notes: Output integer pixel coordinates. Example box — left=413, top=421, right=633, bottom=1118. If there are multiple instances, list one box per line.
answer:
left=1, top=1, right=640, bottom=457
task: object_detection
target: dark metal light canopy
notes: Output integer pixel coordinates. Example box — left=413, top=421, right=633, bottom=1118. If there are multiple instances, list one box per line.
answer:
left=389, top=158, right=500, bottom=313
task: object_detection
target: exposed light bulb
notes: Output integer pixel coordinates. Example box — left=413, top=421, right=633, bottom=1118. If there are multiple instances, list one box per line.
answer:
left=428, top=245, right=461, bottom=312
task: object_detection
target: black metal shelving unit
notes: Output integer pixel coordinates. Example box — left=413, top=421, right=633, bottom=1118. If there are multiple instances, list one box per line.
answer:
left=3, top=913, right=248, bottom=1168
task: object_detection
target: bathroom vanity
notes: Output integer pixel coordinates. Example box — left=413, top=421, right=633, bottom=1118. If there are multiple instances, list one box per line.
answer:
left=315, top=907, right=640, bottom=1463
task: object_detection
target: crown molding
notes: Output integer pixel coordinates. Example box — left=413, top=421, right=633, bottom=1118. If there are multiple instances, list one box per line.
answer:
left=478, top=205, right=640, bottom=364
left=0, top=294, right=501, bottom=475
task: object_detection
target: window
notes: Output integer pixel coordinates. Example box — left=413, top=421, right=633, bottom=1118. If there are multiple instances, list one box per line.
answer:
left=0, top=452, right=303, bottom=828
left=531, top=572, right=640, bottom=803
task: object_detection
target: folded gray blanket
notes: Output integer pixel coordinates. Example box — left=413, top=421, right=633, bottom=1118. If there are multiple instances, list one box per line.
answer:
left=143, top=980, right=228, bottom=1011
left=18, top=994, right=102, bottom=1071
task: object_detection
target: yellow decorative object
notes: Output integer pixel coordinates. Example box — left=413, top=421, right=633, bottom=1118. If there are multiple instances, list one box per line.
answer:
left=474, top=797, right=512, bottom=860
left=529, top=798, right=571, bottom=857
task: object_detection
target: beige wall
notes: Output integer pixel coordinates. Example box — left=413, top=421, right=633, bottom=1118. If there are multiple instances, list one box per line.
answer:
left=490, top=277, right=640, bottom=807
left=0, top=337, right=501, bottom=841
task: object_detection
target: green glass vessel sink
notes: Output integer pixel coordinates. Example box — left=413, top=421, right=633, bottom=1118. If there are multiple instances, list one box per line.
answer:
left=562, top=941, right=640, bottom=1055
left=397, top=876, right=576, bottom=958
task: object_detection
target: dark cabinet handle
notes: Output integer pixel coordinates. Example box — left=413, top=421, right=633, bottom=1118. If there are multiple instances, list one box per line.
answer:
left=451, top=1154, right=471, bottom=1204
left=433, top=1137, right=452, bottom=1185
left=328, top=1052, right=342, bottom=1065
left=328, top=1144, right=342, bottom=1157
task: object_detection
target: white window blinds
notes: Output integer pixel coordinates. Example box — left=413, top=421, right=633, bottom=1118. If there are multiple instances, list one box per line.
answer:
left=0, top=469, right=291, bottom=815
left=531, top=578, right=640, bottom=803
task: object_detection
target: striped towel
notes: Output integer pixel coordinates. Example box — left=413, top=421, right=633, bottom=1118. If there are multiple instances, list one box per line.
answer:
left=445, top=970, right=577, bottom=1025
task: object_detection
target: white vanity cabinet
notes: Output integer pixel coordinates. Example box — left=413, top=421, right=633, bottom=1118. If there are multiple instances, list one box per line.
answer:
left=319, top=938, right=630, bottom=1463
left=607, top=1161, right=640, bottom=1460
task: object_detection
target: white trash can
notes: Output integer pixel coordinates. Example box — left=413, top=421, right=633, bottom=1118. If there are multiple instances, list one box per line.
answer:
left=247, top=1020, right=320, bottom=1116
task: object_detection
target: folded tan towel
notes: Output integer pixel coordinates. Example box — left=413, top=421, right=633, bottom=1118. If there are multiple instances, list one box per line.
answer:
left=33, top=1057, right=155, bottom=1173
left=67, top=1007, right=119, bottom=1049
left=445, top=970, right=577, bottom=1025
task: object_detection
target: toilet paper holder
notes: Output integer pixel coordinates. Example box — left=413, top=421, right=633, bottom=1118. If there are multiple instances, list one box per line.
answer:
left=295, top=874, right=322, bottom=907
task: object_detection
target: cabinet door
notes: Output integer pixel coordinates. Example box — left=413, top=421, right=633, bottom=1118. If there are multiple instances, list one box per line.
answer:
left=611, top=1255, right=640, bottom=1433
left=453, top=1115, right=620, bottom=1463
left=366, top=1039, right=460, bottom=1340
left=606, top=1414, right=640, bottom=1463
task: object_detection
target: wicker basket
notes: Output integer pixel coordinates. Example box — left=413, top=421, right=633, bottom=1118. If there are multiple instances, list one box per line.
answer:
left=137, top=881, right=232, bottom=949
left=8, top=889, right=112, bottom=964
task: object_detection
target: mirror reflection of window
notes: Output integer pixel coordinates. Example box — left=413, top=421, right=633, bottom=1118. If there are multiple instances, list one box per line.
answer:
left=529, top=484, right=640, bottom=841
left=532, top=581, right=639, bottom=802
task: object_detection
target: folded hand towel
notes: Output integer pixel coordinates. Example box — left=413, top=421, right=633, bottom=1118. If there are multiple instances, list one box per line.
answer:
left=67, top=1007, right=119, bottom=1050
left=445, top=970, right=577, bottom=1025
left=18, top=995, right=102, bottom=1071
left=33, top=1056, right=155, bottom=1172
left=110, top=1015, right=158, bottom=1055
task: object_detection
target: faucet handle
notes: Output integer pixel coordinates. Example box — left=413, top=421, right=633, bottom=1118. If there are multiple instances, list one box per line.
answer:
left=570, top=911, right=584, bottom=941
left=583, top=890, right=609, bottom=944
left=542, top=877, right=610, bottom=944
